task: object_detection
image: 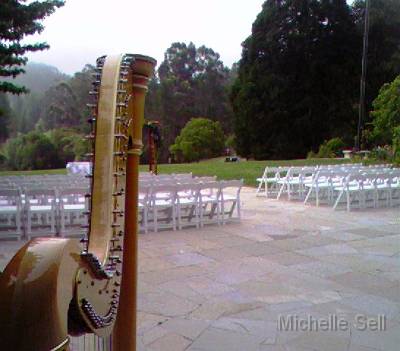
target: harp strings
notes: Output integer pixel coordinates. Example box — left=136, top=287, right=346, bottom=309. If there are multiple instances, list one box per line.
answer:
left=69, top=334, right=112, bottom=351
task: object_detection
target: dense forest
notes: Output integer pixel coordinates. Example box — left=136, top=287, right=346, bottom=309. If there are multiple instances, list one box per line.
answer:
left=0, top=0, right=399, bottom=170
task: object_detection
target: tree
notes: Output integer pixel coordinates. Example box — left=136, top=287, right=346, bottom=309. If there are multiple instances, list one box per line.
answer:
left=231, top=0, right=361, bottom=159
left=169, top=118, right=225, bottom=162
left=39, top=81, right=82, bottom=130
left=3, top=130, right=58, bottom=170
left=0, top=0, right=64, bottom=94
left=369, top=75, right=400, bottom=145
left=6, top=62, right=68, bottom=133
left=352, top=0, right=400, bottom=115
left=68, top=64, right=95, bottom=133
left=0, top=93, right=12, bottom=141
left=147, top=42, right=233, bottom=162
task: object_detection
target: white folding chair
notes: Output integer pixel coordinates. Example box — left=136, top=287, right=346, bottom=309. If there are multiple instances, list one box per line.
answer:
left=150, top=184, right=177, bottom=232
left=0, top=188, right=23, bottom=240
left=175, top=182, right=200, bottom=229
left=333, top=174, right=374, bottom=211
left=220, top=179, right=243, bottom=224
left=58, top=187, right=88, bottom=236
left=198, top=181, right=221, bottom=227
left=256, top=167, right=282, bottom=197
left=25, top=188, right=57, bottom=238
left=138, top=184, right=151, bottom=234
left=277, top=167, right=304, bottom=200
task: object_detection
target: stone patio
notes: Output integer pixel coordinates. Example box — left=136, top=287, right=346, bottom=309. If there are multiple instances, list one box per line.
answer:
left=1, top=187, right=399, bottom=350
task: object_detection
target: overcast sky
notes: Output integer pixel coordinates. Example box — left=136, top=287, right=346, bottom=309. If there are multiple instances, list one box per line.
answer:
left=26, top=0, right=265, bottom=75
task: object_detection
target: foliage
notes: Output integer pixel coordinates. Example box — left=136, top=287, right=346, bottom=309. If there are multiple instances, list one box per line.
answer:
left=231, top=0, right=360, bottom=160
left=225, top=134, right=236, bottom=150
left=0, top=0, right=64, bottom=94
left=352, top=0, right=400, bottom=116
left=0, top=157, right=351, bottom=186
left=369, top=75, right=400, bottom=145
left=6, top=63, right=94, bottom=135
left=2, top=129, right=87, bottom=170
left=145, top=42, right=233, bottom=161
left=169, top=118, right=225, bottom=162
left=0, top=93, right=12, bottom=142
left=315, top=138, right=346, bottom=158
left=47, top=128, right=89, bottom=166
left=3, top=130, right=58, bottom=170
left=393, top=126, right=400, bottom=165
left=369, top=145, right=394, bottom=162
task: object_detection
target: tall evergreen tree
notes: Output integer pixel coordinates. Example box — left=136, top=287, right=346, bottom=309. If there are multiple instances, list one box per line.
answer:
left=146, top=42, right=233, bottom=161
left=0, top=93, right=12, bottom=141
left=0, top=0, right=64, bottom=94
left=352, top=0, right=400, bottom=117
left=231, top=0, right=360, bottom=159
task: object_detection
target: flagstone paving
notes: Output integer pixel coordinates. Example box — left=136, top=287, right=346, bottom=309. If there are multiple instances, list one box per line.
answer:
left=1, top=187, right=399, bottom=350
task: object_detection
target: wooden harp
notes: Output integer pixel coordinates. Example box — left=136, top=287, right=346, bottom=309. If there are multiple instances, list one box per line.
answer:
left=0, top=54, right=156, bottom=351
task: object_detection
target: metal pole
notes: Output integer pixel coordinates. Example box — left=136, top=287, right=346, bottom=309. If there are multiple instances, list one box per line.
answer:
left=356, top=0, right=370, bottom=151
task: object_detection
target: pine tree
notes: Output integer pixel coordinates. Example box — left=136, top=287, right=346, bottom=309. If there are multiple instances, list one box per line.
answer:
left=0, top=0, right=64, bottom=94
left=231, top=0, right=360, bottom=159
left=0, top=93, right=12, bottom=141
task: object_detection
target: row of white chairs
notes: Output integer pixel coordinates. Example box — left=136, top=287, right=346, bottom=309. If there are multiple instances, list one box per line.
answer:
left=138, top=179, right=243, bottom=233
left=0, top=174, right=243, bottom=239
left=0, top=187, right=88, bottom=240
left=256, top=164, right=399, bottom=211
left=305, top=170, right=400, bottom=211
left=0, top=175, right=90, bottom=190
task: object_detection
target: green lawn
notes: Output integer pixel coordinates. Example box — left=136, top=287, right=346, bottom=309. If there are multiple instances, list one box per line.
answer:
left=0, top=168, right=67, bottom=176
left=143, top=157, right=349, bottom=186
left=0, top=158, right=349, bottom=187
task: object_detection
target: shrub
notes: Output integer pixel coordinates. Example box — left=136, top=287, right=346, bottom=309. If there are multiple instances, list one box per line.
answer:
left=170, top=118, right=225, bottom=162
left=48, top=128, right=89, bottom=166
left=2, top=129, right=89, bottom=170
left=369, top=145, right=394, bottom=162
left=3, top=131, right=58, bottom=170
left=225, top=134, right=236, bottom=150
left=370, top=75, right=400, bottom=145
left=393, top=126, right=400, bottom=165
left=315, top=138, right=345, bottom=158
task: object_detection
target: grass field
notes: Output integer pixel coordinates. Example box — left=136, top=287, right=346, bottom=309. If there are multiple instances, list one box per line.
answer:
left=0, top=158, right=349, bottom=186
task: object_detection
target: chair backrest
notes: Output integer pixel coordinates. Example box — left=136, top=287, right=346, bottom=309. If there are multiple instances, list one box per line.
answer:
left=221, top=179, right=243, bottom=188
left=25, top=188, right=57, bottom=206
left=264, top=167, right=281, bottom=178
left=59, top=187, right=88, bottom=205
left=175, top=182, right=200, bottom=201
left=198, top=181, right=221, bottom=198
left=193, top=176, right=217, bottom=183
left=0, top=188, right=22, bottom=207
left=173, top=173, right=192, bottom=179
left=150, top=184, right=177, bottom=202
left=220, top=179, right=243, bottom=201
left=138, top=184, right=151, bottom=202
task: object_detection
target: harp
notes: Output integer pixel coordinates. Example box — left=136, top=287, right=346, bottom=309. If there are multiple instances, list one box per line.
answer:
left=0, top=53, right=156, bottom=350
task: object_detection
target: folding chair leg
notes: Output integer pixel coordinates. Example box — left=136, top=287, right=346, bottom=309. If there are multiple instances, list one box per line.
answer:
left=154, top=208, right=158, bottom=233
left=172, top=206, right=176, bottom=231
left=256, top=181, right=264, bottom=196
left=304, top=188, right=312, bottom=204
left=346, top=192, right=351, bottom=212
left=144, top=208, right=148, bottom=234
left=333, top=191, right=343, bottom=210
left=277, top=184, right=285, bottom=199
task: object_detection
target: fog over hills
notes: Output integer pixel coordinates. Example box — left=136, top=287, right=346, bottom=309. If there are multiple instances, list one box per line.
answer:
left=6, top=62, right=69, bottom=95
